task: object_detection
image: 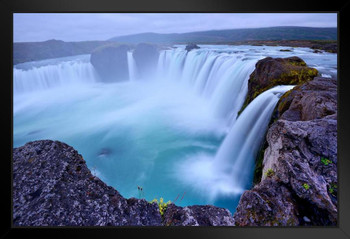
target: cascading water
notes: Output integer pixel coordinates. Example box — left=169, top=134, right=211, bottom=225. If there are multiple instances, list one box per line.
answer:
left=177, top=85, right=294, bottom=203
left=14, top=56, right=98, bottom=94
left=156, top=49, right=257, bottom=121
left=127, top=51, right=138, bottom=81
left=214, top=85, right=295, bottom=188
left=13, top=45, right=336, bottom=213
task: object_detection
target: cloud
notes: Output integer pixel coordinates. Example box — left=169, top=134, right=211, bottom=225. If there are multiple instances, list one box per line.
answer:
left=13, top=13, right=337, bottom=42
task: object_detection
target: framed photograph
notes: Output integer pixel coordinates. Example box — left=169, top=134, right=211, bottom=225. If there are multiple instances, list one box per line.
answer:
left=1, top=0, right=350, bottom=238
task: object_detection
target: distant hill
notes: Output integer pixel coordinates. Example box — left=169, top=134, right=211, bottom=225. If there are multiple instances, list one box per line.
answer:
left=13, top=40, right=113, bottom=65
left=109, top=26, right=337, bottom=44
left=13, top=26, right=337, bottom=65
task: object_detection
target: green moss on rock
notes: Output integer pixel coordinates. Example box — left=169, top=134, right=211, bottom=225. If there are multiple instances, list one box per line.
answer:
left=237, top=56, right=318, bottom=117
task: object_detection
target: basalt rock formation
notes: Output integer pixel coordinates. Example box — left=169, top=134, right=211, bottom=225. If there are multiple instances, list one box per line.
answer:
left=90, top=44, right=130, bottom=82
left=13, top=140, right=234, bottom=226
left=185, top=43, right=200, bottom=51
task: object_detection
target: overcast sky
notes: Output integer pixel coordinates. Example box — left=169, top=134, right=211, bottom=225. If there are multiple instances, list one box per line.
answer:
left=13, top=13, right=337, bottom=42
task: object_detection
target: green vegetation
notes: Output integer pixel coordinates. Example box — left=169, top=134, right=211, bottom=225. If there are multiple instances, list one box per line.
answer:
left=253, top=142, right=268, bottom=185
left=302, top=183, right=310, bottom=190
left=321, top=157, right=332, bottom=166
left=251, top=68, right=317, bottom=102
left=276, top=88, right=295, bottom=115
left=150, top=197, right=171, bottom=217
left=328, top=183, right=337, bottom=195
left=265, top=168, right=275, bottom=178
left=137, top=186, right=144, bottom=199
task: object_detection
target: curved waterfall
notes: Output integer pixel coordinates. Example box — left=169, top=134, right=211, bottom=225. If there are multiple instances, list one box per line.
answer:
left=156, top=49, right=257, bottom=120
left=13, top=45, right=306, bottom=212
left=214, top=85, right=295, bottom=190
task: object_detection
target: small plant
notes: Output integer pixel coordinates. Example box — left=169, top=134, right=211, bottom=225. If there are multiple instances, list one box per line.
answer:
left=328, top=183, right=337, bottom=195
left=137, top=186, right=144, bottom=199
left=302, top=183, right=310, bottom=190
left=150, top=197, right=171, bottom=217
left=321, top=157, right=332, bottom=166
left=265, top=168, right=275, bottom=178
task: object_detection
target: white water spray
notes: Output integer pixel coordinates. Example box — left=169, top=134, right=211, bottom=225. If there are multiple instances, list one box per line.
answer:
left=127, top=51, right=138, bottom=81
left=178, top=85, right=294, bottom=201
left=14, top=59, right=97, bottom=94
left=214, top=85, right=295, bottom=189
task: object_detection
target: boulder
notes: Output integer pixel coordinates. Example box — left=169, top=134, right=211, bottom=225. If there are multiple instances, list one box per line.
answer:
left=132, top=43, right=159, bottom=79
left=276, top=77, right=337, bottom=121
left=185, top=43, right=200, bottom=51
left=234, top=178, right=299, bottom=226
left=234, top=77, right=337, bottom=226
left=13, top=140, right=235, bottom=226
left=279, top=49, right=293, bottom=52
left=90, top=44, right=130, bottom=82
left=163, top=204, right=235, bottom=226
left=238, top=56, right=318, bottom=115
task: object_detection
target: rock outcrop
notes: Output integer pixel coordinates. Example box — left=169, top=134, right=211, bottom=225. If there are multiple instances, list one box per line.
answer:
left=238, top=56, right=318, bottom=115
left=234, top=77, right=337, bottom=226
left=185, top=43, right=200, bottom=51
left=13, top=140, right=234, bottom=226
left=276, top=77, right=337, bottom=121
left=90, top=44, right=130, bottom=82
left=132, top=43, right=159, bottom=79
left=163, top=204, right=234, bottom=226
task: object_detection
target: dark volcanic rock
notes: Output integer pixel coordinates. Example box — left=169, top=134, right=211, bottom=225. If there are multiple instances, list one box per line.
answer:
left=13, top=140, right=160, bottom=226
left=132, top=43, right=159, bottom=79
left=279, top=49, right=293, bottom=52
left=276, top=77, right=337, bottom=121
left=163, top=204, right=235, bottom=226
left=234, top=179, right=298, bottom=226
left=234, top=77, right=337, bottom=226
left=311, top=43, right=337, bottom=53
left=185, top=43, right=200, bottom=51
left=90, top=44, right=130, bottom=82
left=13, top=140, right=235, bottom=226
left=238, top=56, right=318, bottom=115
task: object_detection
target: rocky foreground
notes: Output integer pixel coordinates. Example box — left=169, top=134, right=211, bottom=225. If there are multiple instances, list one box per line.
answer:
left=13, top=140, right=234, bottom=226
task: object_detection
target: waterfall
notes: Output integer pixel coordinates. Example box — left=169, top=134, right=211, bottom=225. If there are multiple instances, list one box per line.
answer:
left=127, top=51, right=138, bottom=81
left=214, top=85, right=295, bottom=190
left=155, top=49, right=257, bottom=120
left=14, top=48, right=257, bottom=122
left=14, top=58, right=97, bottom=94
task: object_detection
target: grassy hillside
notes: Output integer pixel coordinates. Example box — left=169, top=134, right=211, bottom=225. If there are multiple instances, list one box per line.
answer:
left=109, top=26, right=337, bottom=44
left=13, top=26, right=337, bottom=65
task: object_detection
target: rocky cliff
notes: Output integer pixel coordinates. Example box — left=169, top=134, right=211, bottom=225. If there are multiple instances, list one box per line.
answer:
left=13, top=140, right=234, bottom=226
left=234, top=77, right=337, bottom=226
left=90, top=44, right=131, bottom=82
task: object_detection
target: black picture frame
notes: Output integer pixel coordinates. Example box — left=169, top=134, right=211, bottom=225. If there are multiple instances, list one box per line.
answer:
left=1, top=0, right=350, bottom=238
